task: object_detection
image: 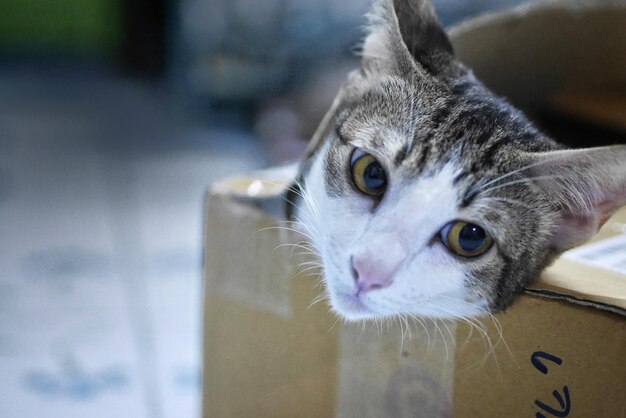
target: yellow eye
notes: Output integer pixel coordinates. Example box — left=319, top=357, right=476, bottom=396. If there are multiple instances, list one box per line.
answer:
left=350, top=149, right=387, bottom=197
left=440, top=221, right=493, bottom=258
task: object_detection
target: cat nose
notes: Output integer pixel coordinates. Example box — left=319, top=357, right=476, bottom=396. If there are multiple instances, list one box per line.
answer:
left=351, top=255, right=396, bottom=293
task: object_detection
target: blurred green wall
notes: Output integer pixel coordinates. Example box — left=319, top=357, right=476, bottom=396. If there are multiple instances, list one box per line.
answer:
left=0, top=0, right=122, bottom=57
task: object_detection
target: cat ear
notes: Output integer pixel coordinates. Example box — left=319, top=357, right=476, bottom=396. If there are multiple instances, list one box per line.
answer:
left=524, top=145, right=626, bottom=252
left=362, top=0, right=455, bottom=76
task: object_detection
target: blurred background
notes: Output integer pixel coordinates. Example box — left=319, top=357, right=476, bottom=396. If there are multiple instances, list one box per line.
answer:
left=0, top=0, right=531, bottom=417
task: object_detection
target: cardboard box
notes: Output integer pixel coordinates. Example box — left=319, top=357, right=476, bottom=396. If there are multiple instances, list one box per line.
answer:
left=202, top=2, right=626, bottom=417
left=202, top=169, right=625, bottom=418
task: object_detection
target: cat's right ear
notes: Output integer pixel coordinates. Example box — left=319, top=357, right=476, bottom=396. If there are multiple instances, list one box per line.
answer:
left=524, top=145, right=626, bottom=252
left=362, top=0, right=456, bottom=76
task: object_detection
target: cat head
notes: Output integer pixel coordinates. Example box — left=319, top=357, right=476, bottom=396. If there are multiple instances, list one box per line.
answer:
left=289, top=0, right=626, bottom=321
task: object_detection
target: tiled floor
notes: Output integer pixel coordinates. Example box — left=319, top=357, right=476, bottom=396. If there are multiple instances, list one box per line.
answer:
left=0, top=70, right=267, bottom=418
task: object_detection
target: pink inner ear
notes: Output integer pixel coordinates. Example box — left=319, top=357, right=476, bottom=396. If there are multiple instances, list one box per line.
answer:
left=531, top=146, right=626, bottom=251
left=551, top=192, right=624, bottom=251
left=596, top=201, right=618, bottom=229
left=598, top=214, right=612, bottom=228
left=551, top=211, right=601, bottom=252
left=596, top=196, right=625, bottom=221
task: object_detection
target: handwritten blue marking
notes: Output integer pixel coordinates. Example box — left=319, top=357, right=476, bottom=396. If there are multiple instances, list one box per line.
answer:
left=531, top=351, right=563, bottom=375
left=535, top=386, right=571, bottom=417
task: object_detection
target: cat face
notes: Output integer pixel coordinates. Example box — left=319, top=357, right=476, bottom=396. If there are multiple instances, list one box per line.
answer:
left=290, top=0, right=626, bottom=320
left=297, top=76, right=555, bottom=321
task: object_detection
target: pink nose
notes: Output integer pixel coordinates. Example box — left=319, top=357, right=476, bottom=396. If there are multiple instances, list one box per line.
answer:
left=351, top=255, right=396, bottom=293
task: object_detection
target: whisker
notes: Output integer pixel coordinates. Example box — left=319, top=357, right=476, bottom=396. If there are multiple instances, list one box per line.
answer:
left=328, top=315, right=342, bottom=332
left=427, top=317, right=449, bottom=361
left=478, top=196, right=538, bottom=211
left=477, top=174, right=561, bottom=196
left=429, top=297, right=499, bottom=362
left=297, top=265, right=324, bottom=276
left=275, top=241, right=315, bottom=251
left=408, top=313, right=431, bottom=350
left=307, top=291, right=329, bottom=310
left=298, top=260, right=323, bottom=268
left=469, top=153, right=571, bottom=196
left=258, top=224, right=315, bottom=242
left=292, top=216, right=322, bottom=242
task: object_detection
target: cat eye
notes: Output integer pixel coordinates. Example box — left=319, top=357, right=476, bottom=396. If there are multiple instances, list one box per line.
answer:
left=350, top=149, right=387, bottom=197
left=440, top=221, right=493, bottom=258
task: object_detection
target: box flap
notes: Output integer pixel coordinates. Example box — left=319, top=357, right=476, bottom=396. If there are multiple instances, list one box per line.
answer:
left=448, top=0, right=626, bottom=114
left=528, top=209, right=626, bottom=313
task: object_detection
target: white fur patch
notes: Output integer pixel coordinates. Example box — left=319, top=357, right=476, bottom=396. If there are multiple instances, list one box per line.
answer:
left=362, top=30, right=393, bottom=63
left=298, top=151, right=487, bottom=321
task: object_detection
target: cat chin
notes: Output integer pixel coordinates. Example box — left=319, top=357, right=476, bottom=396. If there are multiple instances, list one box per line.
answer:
left=329, top=291, right=381, bottom=321
left=332, top=302, right=488, bottom=321
left=328, top=286, right=488, bottom=321
left=328, top=289, right=418, bottom=321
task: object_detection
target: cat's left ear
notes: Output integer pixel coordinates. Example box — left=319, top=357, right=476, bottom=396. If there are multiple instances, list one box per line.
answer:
left=363, top=0, right=456, bottom=76
left=525, top=145, right=626, bottom=251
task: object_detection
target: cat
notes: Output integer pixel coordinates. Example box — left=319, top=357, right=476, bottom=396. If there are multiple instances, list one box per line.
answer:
left=286, top=0, right=626, bottom=321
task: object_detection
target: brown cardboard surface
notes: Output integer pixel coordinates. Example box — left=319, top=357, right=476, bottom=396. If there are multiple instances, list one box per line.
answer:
left=202, top=192, right=340, bottom=418
left=550, top=90, right=626, bottom=132
left=528, top=208, right=626, bottom=311
left=532, top=260, right=626, bottom=312
left=449, top=2, right=626, bottom=112
left=203, top=289, right=339, bottom=418
left=453, top=295, right=626, bottom=418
